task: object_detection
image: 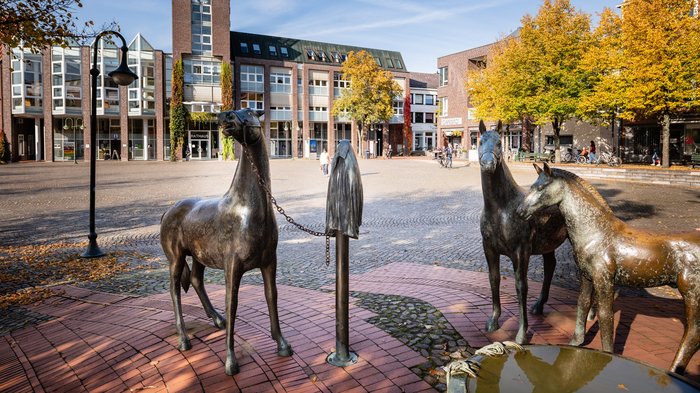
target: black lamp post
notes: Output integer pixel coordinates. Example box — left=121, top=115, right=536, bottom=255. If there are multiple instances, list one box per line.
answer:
left=63, top=118, right=84, bottom=164
left=83, top=31, right=138, bottom=258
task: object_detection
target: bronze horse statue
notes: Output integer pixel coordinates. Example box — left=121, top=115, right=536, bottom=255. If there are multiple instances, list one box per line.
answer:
left=160, top=108, right=292, bottom=375
left=518, top=163, right=700, bottom=374
left=478, top=120, right=568, bottom=344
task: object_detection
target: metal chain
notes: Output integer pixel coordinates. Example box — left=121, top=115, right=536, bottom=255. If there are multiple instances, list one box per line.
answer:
left=243, top=146, right=333, bottom=266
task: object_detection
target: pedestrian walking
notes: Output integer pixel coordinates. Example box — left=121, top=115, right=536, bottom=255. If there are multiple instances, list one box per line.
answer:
left=319, top=149, right=330, bottom=176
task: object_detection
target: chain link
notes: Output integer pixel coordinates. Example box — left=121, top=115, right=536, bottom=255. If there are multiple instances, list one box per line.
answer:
left=243, top=146, right=333, bottom=266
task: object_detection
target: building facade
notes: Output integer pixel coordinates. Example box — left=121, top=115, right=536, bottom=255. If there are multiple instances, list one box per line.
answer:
left=1, top=36, right=170, bottom=162
left=408, top=73, right=438, bottom=153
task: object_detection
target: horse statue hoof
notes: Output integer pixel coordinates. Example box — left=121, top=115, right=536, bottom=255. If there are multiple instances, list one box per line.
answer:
left=486, top=318, right=500, bottom=333
left=178, top=339, right=192, bottom=351
left=225, top=359, right=240, bottom=376
left=213, top=316, right=226, bottom=330
left=515, top=331, right=528, bottom=345
left=568, top=336, right=584, bottom=347
left=530, top=302, right=545, bottom=315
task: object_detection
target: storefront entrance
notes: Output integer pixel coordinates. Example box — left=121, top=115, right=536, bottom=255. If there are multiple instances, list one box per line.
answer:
left=190, top=138, right=209, bottom=160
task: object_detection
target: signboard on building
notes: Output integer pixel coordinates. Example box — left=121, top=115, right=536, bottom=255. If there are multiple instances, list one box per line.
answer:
left=190, top=132, right=209, bottom=139
left=467, top=108, right=476, bottom=120
left=63, top=143, right=75, bottom=160
left=441, top=117, right=462, bottom=126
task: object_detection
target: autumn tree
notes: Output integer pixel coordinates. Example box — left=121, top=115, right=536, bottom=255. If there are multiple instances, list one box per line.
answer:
left=331, top=50, right=402, bottom=156
left=220, top=62, right=235, bottom=160
left=169, top=60, right=186, bottom=161
left=578, top=8, right=626, bottom=131
left=619, top=0, right=700, bottom=168
left=403, top=95, right=412, bottom=155
left=0, top=0, right=96, bottom=54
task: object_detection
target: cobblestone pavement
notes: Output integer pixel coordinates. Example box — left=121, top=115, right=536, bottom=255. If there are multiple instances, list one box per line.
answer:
left=1, top=158, right=699, bottom=390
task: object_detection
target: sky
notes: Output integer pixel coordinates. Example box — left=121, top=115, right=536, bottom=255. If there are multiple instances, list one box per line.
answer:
left=74, top=0, right=621, bottom=73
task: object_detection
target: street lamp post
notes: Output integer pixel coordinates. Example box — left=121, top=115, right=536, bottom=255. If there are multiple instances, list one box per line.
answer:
left=63, top=118, right=84, bottom=164
left=83, top=31, right=138, bottom=259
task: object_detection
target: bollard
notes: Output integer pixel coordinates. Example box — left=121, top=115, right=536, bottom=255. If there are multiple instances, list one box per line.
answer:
left=325, top=140, right=363, bottom=367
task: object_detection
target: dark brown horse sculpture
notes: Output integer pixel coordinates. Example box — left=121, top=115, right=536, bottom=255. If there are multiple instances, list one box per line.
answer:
left=518, top=163, right=700, bottom=374
left=160, top=108, right=292, bottom=376
left=478, top=120, right=568, bottom=344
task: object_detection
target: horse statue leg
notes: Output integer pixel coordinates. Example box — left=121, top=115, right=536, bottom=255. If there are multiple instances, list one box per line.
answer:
left=513, top=250, right=531, bottom=344
left=531, top=251, right=555, bottom=315
left=485, top=247, right=502, bottom=332
left=570, top=275, right=594, bottom=346
left=670, top=282, right=699, bottom=374
left=224, top=262, right=245, bottom=376
left=168, top=251, right=191, bottom=351
left=261, top=262, right=293, bottom=357
left=591, top=276, right=616, bottom=353
left=189, top=259, right=226, bottom=329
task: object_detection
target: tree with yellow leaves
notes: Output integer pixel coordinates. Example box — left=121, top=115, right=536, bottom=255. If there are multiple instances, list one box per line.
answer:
left=331, top=50, right=402, bottom=156
left=619, top=0, right=700, bottom=168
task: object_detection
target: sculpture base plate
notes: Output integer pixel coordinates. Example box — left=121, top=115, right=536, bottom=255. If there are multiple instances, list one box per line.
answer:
left=326, top=350, right=358, bottom=367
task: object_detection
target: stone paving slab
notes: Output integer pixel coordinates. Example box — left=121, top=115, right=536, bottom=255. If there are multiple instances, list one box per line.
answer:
left=1, top=262, right=697, bottom=392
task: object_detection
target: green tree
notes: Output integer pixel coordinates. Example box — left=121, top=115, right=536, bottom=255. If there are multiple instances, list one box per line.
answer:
left=220, top=61, right=235, bottom=160
left=0, top=0, right=96, bottom=54
left=578, top=7, right=626, bottom=131
left=619, top=0, right=700, bottom=168
left=0, top=130, right=7, bottom=163
left=169, top=60, right=186, bottom=161
left=331, top=50, right=401, bottom=156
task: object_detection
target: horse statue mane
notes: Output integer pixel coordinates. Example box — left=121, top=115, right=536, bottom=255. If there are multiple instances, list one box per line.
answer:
left=549, top=168, right=613, bottom=215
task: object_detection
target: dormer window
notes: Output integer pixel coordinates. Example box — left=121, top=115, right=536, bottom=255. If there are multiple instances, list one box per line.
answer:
left=332, top=52, right=342, bottom=63
left=374, top=57, right=382, bottom=67
left=280, top=47, right=289, bottom=57
left=240, top=43, right=249, bottom=54
left=306, top=49, right=318, bottom=61
left=319, top=51, right=328, bottom=62
left=386, top=58, right=394, bottom=68
left=269, top=45, right=277, bottom=56
left=395, top=59, right=403, bottom=69
left=252, top=43, right=261, bottom=55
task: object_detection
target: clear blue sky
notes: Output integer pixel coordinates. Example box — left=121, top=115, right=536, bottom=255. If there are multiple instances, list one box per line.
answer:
left=75, top=0, right=621, bottom=73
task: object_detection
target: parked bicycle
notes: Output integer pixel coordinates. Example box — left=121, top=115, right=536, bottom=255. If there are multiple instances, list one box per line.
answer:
left=437, top=152, right=449, bottom=168
left=577, top=151, right=621, bottom=166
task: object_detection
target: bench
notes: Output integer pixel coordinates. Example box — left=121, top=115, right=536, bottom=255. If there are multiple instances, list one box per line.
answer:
left=691, top=153, right=700, bottom=168
left=518, top=152, right=553, bottom=162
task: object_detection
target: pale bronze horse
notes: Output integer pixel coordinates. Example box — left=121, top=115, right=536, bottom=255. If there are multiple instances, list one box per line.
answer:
left=518, top=163, right=700, bottom=374
left=160, top=108, right=292, bottom=376
left=478, top=120, right=568, bottom=344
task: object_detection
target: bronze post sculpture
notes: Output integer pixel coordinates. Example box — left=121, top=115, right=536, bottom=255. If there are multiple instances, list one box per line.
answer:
left=325, top=140, right=363, bottom=367
left=518, top=163, right=700, bottom=374
left=478, top=120, right=568, bottom=344
left=160, top=109, right=292, bottom=376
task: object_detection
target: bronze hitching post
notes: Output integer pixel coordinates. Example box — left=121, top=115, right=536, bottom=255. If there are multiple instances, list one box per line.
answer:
left=325, top=140, right=363, bottom=367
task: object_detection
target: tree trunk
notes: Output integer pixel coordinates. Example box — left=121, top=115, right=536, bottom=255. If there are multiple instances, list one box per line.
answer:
left=661, top=112, right=670, bottom=168
left=504, top=124, right=511, bottom=161
left=522, top=116, right=534, bottom=152
left=357, top=121, right=364, bottom=158
left=552, top=118, right=561, bottom=164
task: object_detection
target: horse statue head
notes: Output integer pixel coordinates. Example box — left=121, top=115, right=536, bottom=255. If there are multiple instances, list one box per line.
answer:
left=477, top=119, right=503, bottom=174
left=517, top=162, right=565, bottom=220
left=218, top=108, right=265, bottom=145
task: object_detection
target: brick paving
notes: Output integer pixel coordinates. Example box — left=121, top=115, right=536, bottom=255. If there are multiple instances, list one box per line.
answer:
left=1, top=158, right=699, bottom=391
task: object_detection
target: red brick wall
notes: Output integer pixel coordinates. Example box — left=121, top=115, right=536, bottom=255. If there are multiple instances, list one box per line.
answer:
left=212, top=0, right=230, bottom=62
left=172, top=0, right=192, bottom=61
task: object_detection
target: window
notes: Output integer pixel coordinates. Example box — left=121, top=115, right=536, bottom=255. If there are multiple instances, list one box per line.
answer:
left=241, top=92, right=263, bottom=110
left=333, top=72, right=350, bottom=97
left=425, top=113, right=434, bottom=123
left=395, top=59, right=403, bottom=69
left=441, top=97, right=448, bottom=116
left=280, top=47, right=289, bottom=57
left=335, top=123, right=351, bottom=141
left=240, top=43, right=249, bottom=54
left=191, top=1, right=212, bottom=55
left=51, top=47, right=81, bottom=112
left=270, top=122, right=292, bottom=157
left=393, top=100, right=403, bottom=115
left=319, top=51, right=328, bottom=62
left=414, top=112, right=424, bottom=123
left=332, top=52, right=342, bottom=63
left=545, top=135, right=574, bottom=146
left=309, top=106, right=328, bottom=121
left=308, top=79, right=328, bottom=95
left=240, top=65, right=264, bottom=92
left=306, top=49, right=318, bottom=61
left=270, top=70, right=291, bottom=93
left=414, top=94, right=423, bottom=105
left=439, top=67, right=448, bottom=86
left=374, top=57, right=382, bottom=66
left=268, top=45, right=277, bottom=56
left=252, top=44, right=261, bottom=55
left=425, top=95, right=435, bottom=105
left=184, top=59, right=221, bottom=84
left=10, top=50, right=42, bottom=112
left=386, top=58, right=394, bottom=68
left=270, top=106, right=292, bottom=121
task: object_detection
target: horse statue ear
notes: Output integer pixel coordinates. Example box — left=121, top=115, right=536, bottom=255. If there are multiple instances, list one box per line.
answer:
left=533, top=163, right=542, bottom=174
left=479, top=120, right=486, bottom=134
left=254, top=110, right=265, bottom=118
left=543, top=162, right=553, bottom=176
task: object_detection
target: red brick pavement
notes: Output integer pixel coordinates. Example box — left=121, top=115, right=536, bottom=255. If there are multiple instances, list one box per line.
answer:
left=1, top=262, right=697, bottom=392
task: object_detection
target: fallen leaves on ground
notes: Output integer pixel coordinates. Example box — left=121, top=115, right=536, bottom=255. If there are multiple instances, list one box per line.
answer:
left=0, top=242, right=155, bottom=309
